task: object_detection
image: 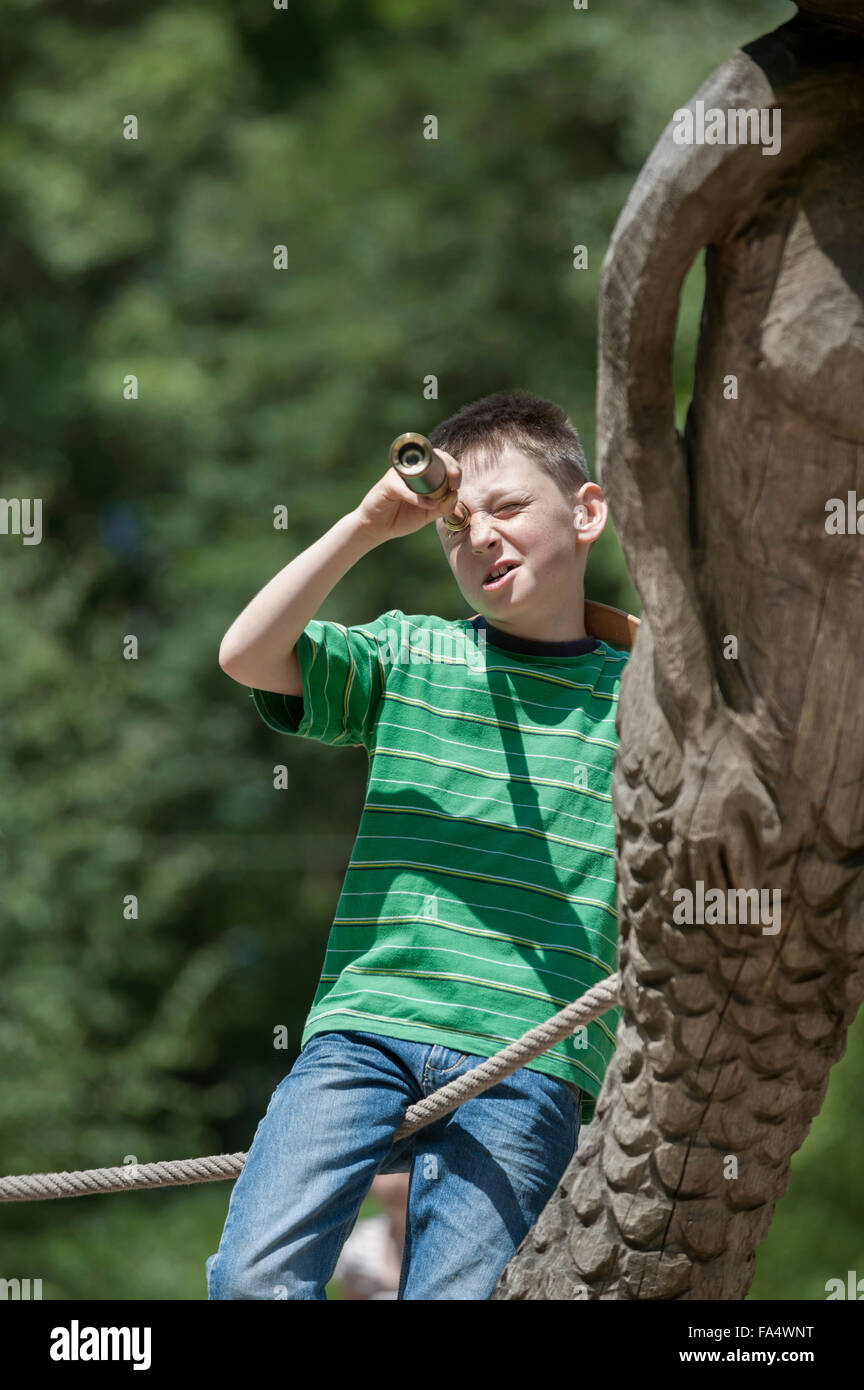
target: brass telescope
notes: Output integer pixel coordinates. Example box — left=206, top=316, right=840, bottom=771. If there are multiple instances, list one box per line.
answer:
left=389, top=432, right=471, bottom=531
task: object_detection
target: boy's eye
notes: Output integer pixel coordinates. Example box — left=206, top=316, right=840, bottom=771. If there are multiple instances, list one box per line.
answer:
left=444, top=499, right=526, bottom=540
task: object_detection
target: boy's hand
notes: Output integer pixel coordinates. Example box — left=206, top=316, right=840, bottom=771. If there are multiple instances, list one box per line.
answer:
left=353, top=449, right=463, bottom=545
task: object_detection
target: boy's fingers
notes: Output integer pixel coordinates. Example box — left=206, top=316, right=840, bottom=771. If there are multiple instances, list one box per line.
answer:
left=432, top=448, right=462, bottom=487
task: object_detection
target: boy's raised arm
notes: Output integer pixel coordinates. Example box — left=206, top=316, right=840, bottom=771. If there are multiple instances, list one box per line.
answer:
left=218, top=450, right=462, bottom=694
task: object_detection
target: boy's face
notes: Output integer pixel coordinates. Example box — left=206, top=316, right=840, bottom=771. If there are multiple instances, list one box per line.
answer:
left=434, top=444, right=606, bottom=635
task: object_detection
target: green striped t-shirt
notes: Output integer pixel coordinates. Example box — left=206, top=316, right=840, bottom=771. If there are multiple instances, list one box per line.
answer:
left=250, top=609, right=629, bottom=1124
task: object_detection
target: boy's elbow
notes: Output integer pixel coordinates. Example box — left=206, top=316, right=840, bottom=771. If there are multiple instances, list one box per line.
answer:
left=218, top=639, right=247, bottom=681
left=218, top=640, right=301, bottom=695
left=218, top=637, right=233, bottom=670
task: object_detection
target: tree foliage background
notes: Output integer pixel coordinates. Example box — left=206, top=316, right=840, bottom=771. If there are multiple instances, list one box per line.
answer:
left=1, top=0, right=860, bottom=1300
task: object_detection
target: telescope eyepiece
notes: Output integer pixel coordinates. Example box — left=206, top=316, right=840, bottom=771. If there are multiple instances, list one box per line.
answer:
left=388, top=431, right=471, bottom=532
left=398, top=445, right=425, bottom=468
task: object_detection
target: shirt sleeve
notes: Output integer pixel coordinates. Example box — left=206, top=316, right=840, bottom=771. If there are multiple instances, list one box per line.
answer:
left=249, top=609, right=405, bottom=750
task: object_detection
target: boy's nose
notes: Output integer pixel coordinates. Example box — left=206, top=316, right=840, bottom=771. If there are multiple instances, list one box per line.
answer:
left=469, top=512, right=500, bottom=548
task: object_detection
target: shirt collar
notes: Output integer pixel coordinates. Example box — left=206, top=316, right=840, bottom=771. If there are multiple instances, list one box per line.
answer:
left=469, top=614, right=600, bottom=657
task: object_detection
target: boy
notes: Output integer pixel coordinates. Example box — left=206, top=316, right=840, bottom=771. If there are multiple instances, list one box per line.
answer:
left=207, top=389, right=630, bottom=1300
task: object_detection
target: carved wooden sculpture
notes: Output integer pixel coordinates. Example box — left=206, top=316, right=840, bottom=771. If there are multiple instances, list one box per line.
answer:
left=494, top=0, right=864, bottom=1299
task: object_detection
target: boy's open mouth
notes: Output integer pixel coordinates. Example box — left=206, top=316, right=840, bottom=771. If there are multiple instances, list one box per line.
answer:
left=482, top=560, right=521, bottom=591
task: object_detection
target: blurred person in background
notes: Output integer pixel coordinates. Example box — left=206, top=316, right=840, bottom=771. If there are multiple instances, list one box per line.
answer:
left=334, top=1174, right=409, bottom=1300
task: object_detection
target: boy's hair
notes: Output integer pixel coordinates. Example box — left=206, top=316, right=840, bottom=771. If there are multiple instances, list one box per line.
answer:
left=428, top=389, right=590, bottom=500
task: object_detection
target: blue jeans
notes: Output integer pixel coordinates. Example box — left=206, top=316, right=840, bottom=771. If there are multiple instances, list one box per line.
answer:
left=206, top=1029, right=582, bottom=1300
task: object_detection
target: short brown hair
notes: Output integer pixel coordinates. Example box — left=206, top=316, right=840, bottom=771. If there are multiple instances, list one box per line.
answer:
left=428, top=389, right=590, bottom=499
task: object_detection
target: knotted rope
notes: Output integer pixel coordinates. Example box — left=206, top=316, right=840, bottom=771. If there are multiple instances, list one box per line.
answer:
left=0, top=975, right=619, bottom=1202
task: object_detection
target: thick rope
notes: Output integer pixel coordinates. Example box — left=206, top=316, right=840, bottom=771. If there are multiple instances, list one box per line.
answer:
left=392, top=974, right=619, bottom=1139
left=0, top=975, right=619, bottom=1202
left=0, top=1153, right=249, bottom=1203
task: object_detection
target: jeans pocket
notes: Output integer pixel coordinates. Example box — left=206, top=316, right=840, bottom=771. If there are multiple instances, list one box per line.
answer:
left=426, top=1050, right=468, bottom=1078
